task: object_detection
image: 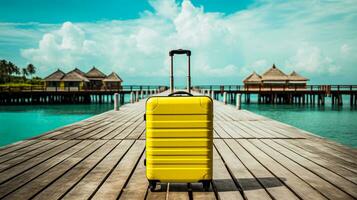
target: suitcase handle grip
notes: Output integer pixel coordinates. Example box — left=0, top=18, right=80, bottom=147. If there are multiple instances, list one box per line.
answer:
left=169, top=49, right=191, bottom=56
left=168, top=91, right=193, bottom=96
left=169, top=49, right=191, bottom=94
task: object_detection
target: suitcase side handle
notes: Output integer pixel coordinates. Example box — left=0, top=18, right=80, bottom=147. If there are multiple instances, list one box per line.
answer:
left=168, top=91, right=193, bottom=96
left=169, top=49, right=191, bottom=94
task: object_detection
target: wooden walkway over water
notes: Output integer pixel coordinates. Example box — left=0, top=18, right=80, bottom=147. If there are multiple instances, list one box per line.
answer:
left=0, top=98, right=356, bottom=199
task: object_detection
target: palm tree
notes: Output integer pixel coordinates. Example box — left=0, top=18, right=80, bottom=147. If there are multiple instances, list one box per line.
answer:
left=0, top=60, right=7, bottom=83
left=26, top=64, right=36, bottom=84
left=26, top=64, right=36, bottom=78
left=7, top=62, right=16, bottom=74
left=22, top=68, right=28, bottom=80
left=7, top=62, right=20, bottom=82
left=13, top=66, right=20, bottom=76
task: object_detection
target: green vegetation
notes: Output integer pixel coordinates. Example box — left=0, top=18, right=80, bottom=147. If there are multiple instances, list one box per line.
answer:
left=0, top=83, right=42, bottom=87
left=0, top=59, right=42, bottom=85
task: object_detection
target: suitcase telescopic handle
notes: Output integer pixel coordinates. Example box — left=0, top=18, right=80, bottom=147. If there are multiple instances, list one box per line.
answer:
left=168, top=91, right=193, bottom=96
left=169, top=49, right=191, bottom=94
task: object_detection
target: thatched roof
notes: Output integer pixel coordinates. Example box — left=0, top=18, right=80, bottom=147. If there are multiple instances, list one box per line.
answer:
left=288, top=71, right=309, bottom=81
left=73, top=68, right=87, bottom=77
left=44, top=69, right=65, bottom=81
left=261, top=64, right=288, bottom=81
left=243, top=72, right=261, bottom=84
left=86, top=67, right=106, bottom=80
left=61, top=69, right=89, bottom=82
left=103, top=72, right=123, bottom=82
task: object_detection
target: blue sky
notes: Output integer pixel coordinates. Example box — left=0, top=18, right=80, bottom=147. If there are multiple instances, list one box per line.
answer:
left=0, top=0, right=253, bottom=23
left=0, top=0, right=356, bottom=85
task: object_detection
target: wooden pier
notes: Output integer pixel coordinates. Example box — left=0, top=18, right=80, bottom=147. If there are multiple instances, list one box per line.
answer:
left=197, top=85, right=357, bottom=106
left=0, top=85, right=167, bottom=105
left=0, top=96, right=356, bottom=199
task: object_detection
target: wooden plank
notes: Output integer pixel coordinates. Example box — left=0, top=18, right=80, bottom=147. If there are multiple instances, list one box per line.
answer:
left=216, top=121, right=243, bottom=138
left=318, top=139, right=357, bottom=157
left=303, top=139, right=357, bottom=163
left=226, top=121, right=255, bottom=138
left=0, top=140, right=93, bottom=199
left=288, top=139, right=357, bottom=172
left=236, top=139, right=327, bottom=200
left=32, top=140, right=120, bottom=200
left=244, top=121, right=291, bottom=138
left=75, top=122, right=114, bottom=139
left=257, top=120, right=306, bottom=139
left=212, top=148, right=244, bottom=200
left=234, top=121, right=264, bottom=138
left=214, top=139, right=272, bottom=199
left=119, top=154, right=148, bottom=200
left=126, top=123, right=146, bottom=139
left=0, top=140, right=66, bottom=172
left=102, top=114, right=143, bottom=140
left=0, top=140, right=53, bottom=164
left=89, top=122, right=125, bottom=139
left=139, top=130, right=146, bottom=140
left=85, top=109, right=143, bottom=139
left=260, top=139, right=357, bottom=198
left=92, top=140, right=145, bottom=200
left=35, top=122, right=85, bottom=139
left=49, top=127, right=88, bottom=140
left=191, top=182, right=216, bottom=200
left=114, top=120, right=143, bottom=139
left=62, top=140, right=134, bottom=200
left=213, top=122, right=231, bottom=138
left=247, top=139, right=352, bottom=199
left=214, top=109, right=233, bottom=122
left=275, top=139, right=357, bottom=184
left=63, top=121, right=112, bottom=140
left=239, top=121, right=275, bottom=138
left=223, top=120, right=256, bottom=138
left=2, top=140, right=106, bottom=199
left=146, top=183, right=168, bottom=200
left=213, top=130, right=220, bottom=139
left=224, top=139, right=299, bottom=199
left=0, top=140, right=40, bottom=157
left=167, top=183, right=190, bottom=200
left=0, top=140, right=78, bottom=184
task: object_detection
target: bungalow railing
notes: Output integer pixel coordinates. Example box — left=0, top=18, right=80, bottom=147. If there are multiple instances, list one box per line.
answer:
left=193, top=85, right=357, bottom=92
left=1, top=84, right=356, bottom=93
left=0, top=85, right=168, bottom=93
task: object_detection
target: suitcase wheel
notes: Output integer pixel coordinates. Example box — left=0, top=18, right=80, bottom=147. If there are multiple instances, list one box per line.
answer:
left=202, top=180, right=210, bottom=191
left=149, top=180, right=157, bottom=192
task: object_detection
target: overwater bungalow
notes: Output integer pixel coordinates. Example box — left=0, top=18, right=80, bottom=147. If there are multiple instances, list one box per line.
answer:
left=44, top=67, right=124, bottom=91
left=288, top=71, right=309, bottom=88
left=261, top=64, right=289, bottom=86
left=103, top=72, right=123, bottom=90
left=243, top=71, right=262, bottom=89
left=44, top=69, right=65, bottom=91
left=61, top=69, right=90, bottom=91
left=243, top=64, right=309, bottom=90
left=86, top=67, right=107, bottom=90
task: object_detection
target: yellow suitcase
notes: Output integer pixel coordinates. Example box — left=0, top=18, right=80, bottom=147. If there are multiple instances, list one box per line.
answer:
left=145, top=49, right=213, bottom=191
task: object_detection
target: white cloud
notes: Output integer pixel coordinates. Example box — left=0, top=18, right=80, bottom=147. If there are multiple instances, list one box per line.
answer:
left=149, top=0, right=178, bottom=19
left=16, top=0, right=357, bottom=84
left=21, top=22, right=96, bottom=73
left=286, top=43, right=340, bottom=74
left=340, top=44, right=351, bottom=56
left=240, top=59, right=269, bottom=75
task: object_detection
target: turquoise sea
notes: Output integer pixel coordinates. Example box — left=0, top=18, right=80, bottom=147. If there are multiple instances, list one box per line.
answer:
left=0, top=94, right=356, bottom=148
left=242, top=103, right=357, bottom=147
left=0, top=104, right=113, bottom=147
